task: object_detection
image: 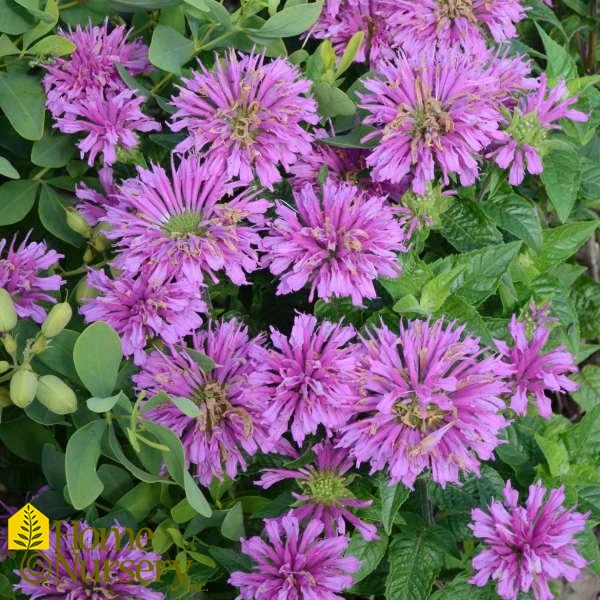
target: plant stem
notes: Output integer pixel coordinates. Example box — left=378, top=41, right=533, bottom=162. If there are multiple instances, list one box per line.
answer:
left=587, top=0, right=598, bottom=73
left=417, top=477, right=435, bottom=526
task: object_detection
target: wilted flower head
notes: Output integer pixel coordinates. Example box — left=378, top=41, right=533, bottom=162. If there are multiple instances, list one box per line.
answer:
left=391, top=0, right=527, bottom=54
left=311, top=0, right=400, bottom=67
left=257, top=439, right=378, bottom=541
left=42, top=19, right=151, bottom=119
left=14, top=520, right=165, bottom=600
left=495, top=302, right=578, bottom=419
left=0, top=233, right=63, bottom=323
left=104, top=156, right=270, bottom=286
left=490, top=74, right=587, bottom=184
left=54, top=88, right=160, bottom=166
left=469, top=480, right=588, bottom=600
left=170, top=49, right=318, bottom=189
left=134, top=319, right=276, bottom=485
left=262, top=179, right=408, bottom=306
left=250, top=313, right=361, bottom=446
left=337, top=318, right=511, bottom=488
left=229, top=514, right=360, bottom=600
left=359, top=50, right=502, bottom=194
left=80, top=268, right=206, bottom=365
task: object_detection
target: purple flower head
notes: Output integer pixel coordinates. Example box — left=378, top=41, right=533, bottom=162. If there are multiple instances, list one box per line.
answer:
left=14, top=520, right=164, bottom=600
left=337, top=318, right=512, bottom=489
left=42, top=19, right=151, bottom=119
left=103, top=156, right=270, bottom=287
left=391, top=0, right=527, bottom=54
left=311, top=0, right=400, bottom=67
left=250, top=313, right=361, bottom=446
left=257, top=439, right=378, bottom=541
left=495, top=302, right=578, bottom=419
left=80, top=268, right=206, bottom=365
left=134, top=319, right=277, bottom=486
left=75, top=166, right=119, bottom=227
left=0, top=233, right=63, bottom=323
left=262, top=180, right=408, bottom=306
left=359, top=50, right=502, bottom=194
left=490, top=74, right=588, bottom=185
left=169, top=50, right=318, bottom=189
left=55, top=88, right=160, bottom=166
left=229, top=514, right=360, bottom=600
left=469, top=481, right=589, bottom=600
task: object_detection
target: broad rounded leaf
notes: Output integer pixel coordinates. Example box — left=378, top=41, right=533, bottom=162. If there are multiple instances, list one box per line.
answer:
left=0, top=71, right=45, bottom=140
left=0, top=179, right=38, bottom=225
left=149, top=25, right=194, bottom=75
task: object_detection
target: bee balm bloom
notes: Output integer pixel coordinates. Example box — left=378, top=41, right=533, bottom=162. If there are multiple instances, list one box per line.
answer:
left=337, top=318, right=511, bottom=488
left=469, top=481, right=588, bottom=600
left=170, top=50, right=318, bottom=189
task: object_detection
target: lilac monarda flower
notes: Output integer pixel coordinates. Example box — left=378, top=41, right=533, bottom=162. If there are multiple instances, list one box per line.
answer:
left=0, top=233, right=63, bottom=323
left=337, top=318, right=511, bottom=489
left=55, top=88, right=160, bottom=166
left=391, top=0, right=527, bottom=54
left=42, top=19, right=151, bottom=119
left=257, top=440, right=378, bottom=541
left=311, top=0, right=399, bottom=67
left=169, top=50, right=318, bottom=189
left=229, top=515, right=360, bottom=600
left=134, top=319, right=276, bottom=485
left=262, top=180, right=408, bottom=306
left=14, top=520, right=164, bottom=600
left=80, top=268, right=206, bottom=365
left=75, top=166, right=118, bottom=226
left=469, top=481, right=589, bottom=600
left=250, top=313, right=360, bottom=446
left=495, top=303, right=578, bottom=419
left=490, top=75, right=587, bottom=185
left=359, top=51, right=502, bottom=194
left=104, top=156, right=270, bottom=286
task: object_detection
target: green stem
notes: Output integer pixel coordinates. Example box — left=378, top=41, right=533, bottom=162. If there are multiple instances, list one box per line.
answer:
left=417, top=478, right=435, bottom=526
left=32, top=167, right=50, bottom=182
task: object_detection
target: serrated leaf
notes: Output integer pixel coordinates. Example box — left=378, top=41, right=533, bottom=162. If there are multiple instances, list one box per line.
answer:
left=540, top=146, right=581, bottom=223
left=378, top=476, right=410, bottom=536
left=534, top=222, right=598, bottom=272
left=385, top=532, right=444, bottom=600
left=347, top=531, right=388, bottom=585
left=572, top=365, right=600, bottom=411
left=535, top=433, right=569, bottom=477
left=536, top=25, right=576, bottom=80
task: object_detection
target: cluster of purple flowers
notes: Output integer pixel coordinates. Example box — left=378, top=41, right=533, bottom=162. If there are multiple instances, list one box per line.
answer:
left=28, top=4, right=592, bottom=598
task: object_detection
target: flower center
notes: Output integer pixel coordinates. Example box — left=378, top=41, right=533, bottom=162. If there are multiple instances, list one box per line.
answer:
left=229, top=99, right=262, bottom=146
left=393, top=397, right=447, bottom=432
left=193, top=381, right=229, bottom=433
left=163, top=210, right=204, bottom=237
left=411, top=96, right=454, bottom=150
left=301, top=470, right=349, bottom=506
left=507, top=110, right=547, bottom=147
left=436, top=0, right=476, bottom=22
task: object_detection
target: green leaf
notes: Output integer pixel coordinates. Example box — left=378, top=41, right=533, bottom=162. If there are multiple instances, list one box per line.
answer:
left=312, top=82, right=356, bottom=117
left=22, top=0, right=58, bottom=48
left=65, top=419, right=106, bottom=509
left=170, top=396, right=202, bottom=418
left=250, top=1, right=322, bottom=38
left=207, top=546, right=253, bottom=573
left=27, top=34, right=75, bottom=56
left=482, top=193, right=543, bottom=251
left=221, top=502, right=245, bottom=541
left=73, top=321, right=123, bottom=397
left=430, top=573, right=497, bottom=599
left=385, top=532, right=444, bottom=600
left=535, top=433, right=570, bottom=477
left=347, top=531, right=388, bottom=585
left=0, top=0, right=34, bottom=35
left=536, top=24, right=576, bottom=80
left=35, top=329, right=79, bottom=382
left=87, top=391, right=128, bottom=413
left=440, top=197, right=502, bottom=252
left=0, top=33, right=20, bottom=56
left=184, top=471, right=212, bottom=517
left=0, top=155, right=18, bottom=178
left=0, top=414, right=57, bottom=462
left=115, top=482, right=161, bottom=521
left=0, top=179, right=38, bottom=225
left=336, top=31, right=364, bottom=77
left=41, top=444, right=66, bottom=491
left=13, top=0, right=54, bottom=21
left=533, top=222, right=598, bottom=272
left=435, top=293, right=494, bottom=346
left=149, top=25, right=194, bottom=75
left=107, top=0, right=181, bottom=9
left=572, top=365, right=600, bottom=411
left=419, top=265, right=466, bottom=313
left=31, top=131, right=75, bottom=168
left=0, top=71, right=45, bottom=140
left=174, top=345, right=215, bottom=372
left=378, top=476, right=410, bottom=536
left=38, top=184, right=85, bottom=246
left=540, top=146, right=582, bottom=223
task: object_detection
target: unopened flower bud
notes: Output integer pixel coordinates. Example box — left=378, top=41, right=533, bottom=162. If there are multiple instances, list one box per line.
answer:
left=66, top=208, right=92, bottom=238
left=41, top=302, right=72, bottom=338
left=36, top=375, right=78, bottom=414
left=2, top=334, right=17, bottom=356
left=83, top=246, right=95, bottom=264
left=91, top=232, right=111, bottom=253
left=10, top=368, right=38, bottom=409
left=0, top=361, right=10, bottom=374
left=30, top=336, right=48, bottom=355
left=0, top=289, right=17, bottom=333
left=75, top=277, right=100, bottom=305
